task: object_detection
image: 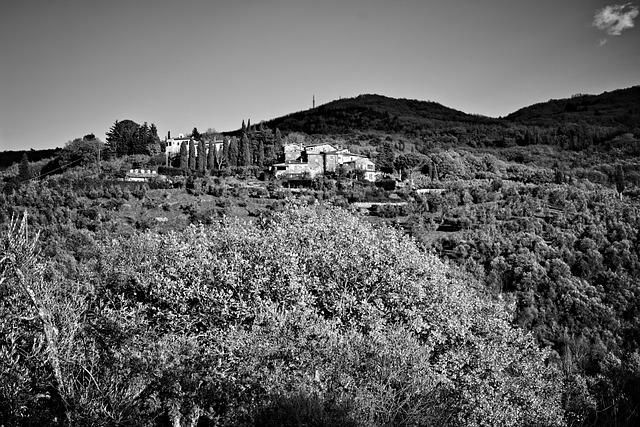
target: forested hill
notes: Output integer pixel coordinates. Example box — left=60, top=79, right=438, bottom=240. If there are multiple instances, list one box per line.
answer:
left=506, top=85, right=640, bottom=128
left=241, top=87, right=640, bottom=149
left=261, top=94, right=501, bottom=135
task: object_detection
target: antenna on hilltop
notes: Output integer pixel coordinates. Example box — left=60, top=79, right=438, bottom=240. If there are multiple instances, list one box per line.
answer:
left=313, top=95, right=315, bottom=109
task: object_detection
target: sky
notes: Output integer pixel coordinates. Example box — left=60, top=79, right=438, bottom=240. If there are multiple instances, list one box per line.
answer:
left=1, top=0, right=639, bottom=152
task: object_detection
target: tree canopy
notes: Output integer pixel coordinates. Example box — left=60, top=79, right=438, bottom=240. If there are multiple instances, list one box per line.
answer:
left=106, top=119, right=160, bottom=157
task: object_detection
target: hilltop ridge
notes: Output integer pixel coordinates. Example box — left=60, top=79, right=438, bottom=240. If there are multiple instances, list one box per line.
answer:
left=506, top=85, right=640, bottom=127
left=230, top=86, right=639, bottom=147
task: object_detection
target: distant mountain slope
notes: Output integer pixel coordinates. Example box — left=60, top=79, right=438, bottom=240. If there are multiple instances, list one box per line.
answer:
left=506, top=85, right=640, bottom=127
left=262, top=94, right=500, bottom=135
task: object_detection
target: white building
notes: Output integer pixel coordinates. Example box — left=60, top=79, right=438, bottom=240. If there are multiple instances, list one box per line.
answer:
left=164, top=133, right=224, bottom=159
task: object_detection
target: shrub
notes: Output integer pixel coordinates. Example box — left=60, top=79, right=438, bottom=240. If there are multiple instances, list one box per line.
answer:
left=375, top=179, right=396, bottom=191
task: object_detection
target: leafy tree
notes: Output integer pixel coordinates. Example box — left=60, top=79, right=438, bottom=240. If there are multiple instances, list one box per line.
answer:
left=60, top=136, right=103, bottom=168
left=393, top=152, right=427, bottom=181
left=191, top=127, right=200, bottom=141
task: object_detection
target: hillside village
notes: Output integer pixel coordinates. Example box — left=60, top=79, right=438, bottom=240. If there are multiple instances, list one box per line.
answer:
left=130, top=129, right=380, bottom=183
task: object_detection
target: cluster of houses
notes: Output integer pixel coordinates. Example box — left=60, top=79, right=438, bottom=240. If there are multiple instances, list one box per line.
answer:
left=160, top=132, right=379, bottom=182
left=274, top=142, right=379, bottom=182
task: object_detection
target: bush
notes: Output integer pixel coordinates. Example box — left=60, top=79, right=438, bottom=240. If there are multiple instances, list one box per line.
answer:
left=375, top=179, right=396, bottom=191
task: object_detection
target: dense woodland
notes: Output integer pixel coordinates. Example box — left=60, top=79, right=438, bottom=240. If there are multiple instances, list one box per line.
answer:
left=1, top=87, right=640, bottom=426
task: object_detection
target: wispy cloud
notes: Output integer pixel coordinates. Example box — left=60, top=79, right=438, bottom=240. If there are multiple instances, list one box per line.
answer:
left=593, top=3, right=639, bottom=44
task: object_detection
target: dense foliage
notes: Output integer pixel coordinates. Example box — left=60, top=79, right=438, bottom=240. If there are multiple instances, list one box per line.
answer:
left=406, top=180, right=640, bottom=426
left=1, top=205, right=564, bottom=426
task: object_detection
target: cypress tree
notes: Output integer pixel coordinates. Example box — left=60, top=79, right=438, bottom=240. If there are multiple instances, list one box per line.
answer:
left=257, top=139, right=264, bottom=168
left=202, top=144, right=208, bottom=171
left=222, top=137, right=230, bottom=168
left=274, top=128, right=283, bottom=162
left=188, top=139, right=196, bottom=170
left=207, top=140, right=215, bottom=171
left=241, top=120, right=246, bottom=134
left=197, top=142, right=206, bottom=172
left=228, top=137, right=239, bottom=167
left=18, top=153, right=32, bottom=181
left=179, top=141, right=188, bottom=169
left=239, top=133, right=251, bottom=166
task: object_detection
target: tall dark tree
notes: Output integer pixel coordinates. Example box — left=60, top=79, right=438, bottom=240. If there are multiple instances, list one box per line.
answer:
left=222, top=137, right=230, bottom=168
left=196, top=142, right=206, bottom=172
left=376, top=141, right=395, bottom=174
left=238, top=134, right=251, bottom=166
left=150, top=123, right=159, bottom=140
left=106, top=119, right=138, bottom=157
left=133, top=122, right=150, bottom=155
left=247, top=119, right=251, bottom=133
left=241, top=120, right=246, bottom=134
left=274, top=128, right=283, bottom=162
left=144, top=122, right=162, bottom=155
left=179, top=141, right=188, bottom=169
left=257, top=139, right=265, bottom=168
left=228, top=137, right=239, bottom=167
left=207, top=141, right=215, bottom=171
left=188, top=139, right=196, bottom=170
left=192, top=127, right=201, bottom=141
left=18, top=153, right=32, bottom=182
